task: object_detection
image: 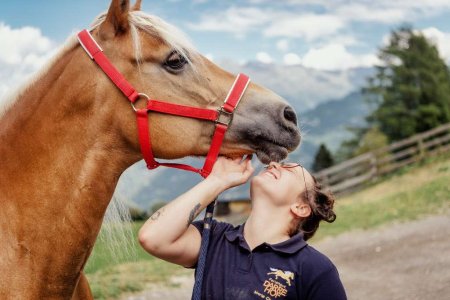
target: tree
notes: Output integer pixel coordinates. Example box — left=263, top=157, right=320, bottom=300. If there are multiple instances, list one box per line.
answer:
left=353, top=127, right=389, bottom=156
left=364, top=26, right=450, bottom=141
left=312, top=143, right=334, bottom=172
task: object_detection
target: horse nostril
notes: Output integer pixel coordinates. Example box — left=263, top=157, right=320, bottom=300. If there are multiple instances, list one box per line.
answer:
left=283, top=106, right=297, bottom=126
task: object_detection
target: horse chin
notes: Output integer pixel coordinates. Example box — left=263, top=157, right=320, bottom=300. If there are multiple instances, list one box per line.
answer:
left=255, top=144, right=289, bottom=164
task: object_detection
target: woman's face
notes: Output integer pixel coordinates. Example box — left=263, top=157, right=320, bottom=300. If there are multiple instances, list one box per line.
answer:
left=250, top=161, right=313, bottom=207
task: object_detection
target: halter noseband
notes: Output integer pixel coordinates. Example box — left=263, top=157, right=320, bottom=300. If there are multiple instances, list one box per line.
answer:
left=77, top=29, right=250, bottom=178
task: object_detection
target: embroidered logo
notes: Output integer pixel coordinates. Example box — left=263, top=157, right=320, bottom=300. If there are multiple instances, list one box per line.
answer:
left=267, top=268, right=294, bottom=286
left=254, top=267, right=295, bottom=299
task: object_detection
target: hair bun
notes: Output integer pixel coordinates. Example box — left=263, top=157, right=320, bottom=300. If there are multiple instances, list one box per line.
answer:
left=298, top=176, right=337, bottom=241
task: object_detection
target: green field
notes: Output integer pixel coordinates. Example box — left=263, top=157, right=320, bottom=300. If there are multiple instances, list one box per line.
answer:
left=85, top=222, right=191, bottom=299
left=86, top=153, right=450, bottom=299
left=312, top=153, right=450, bottom=241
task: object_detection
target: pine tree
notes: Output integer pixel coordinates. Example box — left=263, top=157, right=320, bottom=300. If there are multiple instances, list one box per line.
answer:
left=312, top=144, right=334, bottom=172
left=364, top=26, right=450, bottom=141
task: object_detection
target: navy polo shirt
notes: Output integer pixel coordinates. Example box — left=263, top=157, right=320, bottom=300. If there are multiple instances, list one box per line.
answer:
left=191, top=219, right=347, bottom=300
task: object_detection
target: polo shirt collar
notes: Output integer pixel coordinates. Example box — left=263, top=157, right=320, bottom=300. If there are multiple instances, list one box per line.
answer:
left=224, top=222, right=307, bottom=254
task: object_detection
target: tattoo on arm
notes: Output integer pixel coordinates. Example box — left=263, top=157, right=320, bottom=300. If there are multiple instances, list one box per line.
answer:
left=187, top=203, right=202, bottom=227
left=150, top=208, right=164, bottom=221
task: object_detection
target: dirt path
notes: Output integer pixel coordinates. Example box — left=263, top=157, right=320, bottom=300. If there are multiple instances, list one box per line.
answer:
left=124, top=214, right=450, bottom=300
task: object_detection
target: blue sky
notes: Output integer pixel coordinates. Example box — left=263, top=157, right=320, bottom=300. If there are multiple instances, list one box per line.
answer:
left=2, top=0, right=450, bottom=66
left=2, top=0, right=450, bottom=99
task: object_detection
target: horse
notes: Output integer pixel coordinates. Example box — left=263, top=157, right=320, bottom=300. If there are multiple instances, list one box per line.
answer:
left=0, top=0, right=301, bottom=299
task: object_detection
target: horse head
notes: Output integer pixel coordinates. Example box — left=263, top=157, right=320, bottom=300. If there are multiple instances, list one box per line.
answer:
left=85, top=0, right=300, bottom=164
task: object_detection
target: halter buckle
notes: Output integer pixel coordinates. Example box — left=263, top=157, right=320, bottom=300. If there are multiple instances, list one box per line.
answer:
left=130, top=93, right=150, bottom=112
left=215, top=106, right=233, bottom=126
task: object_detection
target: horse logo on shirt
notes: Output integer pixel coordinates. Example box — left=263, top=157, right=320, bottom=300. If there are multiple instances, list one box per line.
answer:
left=267, top=268, right=294, bottom=286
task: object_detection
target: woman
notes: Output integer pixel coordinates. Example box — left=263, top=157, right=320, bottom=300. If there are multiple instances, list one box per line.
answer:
left=139, top=155, right=347, bottom=299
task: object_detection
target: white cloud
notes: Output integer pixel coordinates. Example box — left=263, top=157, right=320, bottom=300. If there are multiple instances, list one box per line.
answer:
left=302, top=44, right=379, bottom=70
left=264, top=14, right=345, bottom=41
left=324, top=34, right=360, bottom=47
left=189, top=7, right=346, bottom=42
left=0, top=23, right=54, bottom=102
left=256, top=52, right=273, bottom=64
left=283, top=53, right=301, bottom=65
left=421, top=27, right=450, bottom=63
left=187, top=6, right=270, bottom=35
left=189, top=0, right=450, bottom=40
left=276, top=39, right=289, bottom=52
left=335, top=0, right=450, bottom=25
left=335, top=4, right=407, bottom=24
left=0, top=23, right=52, bottom=65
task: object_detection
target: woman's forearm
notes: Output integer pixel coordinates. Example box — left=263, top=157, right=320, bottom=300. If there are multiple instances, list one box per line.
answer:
left=138, top=176, right=225, bottom=248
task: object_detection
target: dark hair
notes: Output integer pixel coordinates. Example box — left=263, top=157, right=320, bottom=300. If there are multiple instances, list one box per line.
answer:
left=293, top=175, right=336, bottom=241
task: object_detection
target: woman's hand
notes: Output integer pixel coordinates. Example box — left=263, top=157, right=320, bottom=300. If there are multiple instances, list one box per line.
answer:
left=206, top=154, right=254, bottom=192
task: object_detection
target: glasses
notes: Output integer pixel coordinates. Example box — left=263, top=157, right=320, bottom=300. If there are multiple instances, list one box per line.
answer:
left=264, top=162, right=309, bottom=201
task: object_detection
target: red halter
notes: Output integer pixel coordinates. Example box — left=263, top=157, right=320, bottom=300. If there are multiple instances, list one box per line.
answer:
left=77, top=30, right=250, bottom=178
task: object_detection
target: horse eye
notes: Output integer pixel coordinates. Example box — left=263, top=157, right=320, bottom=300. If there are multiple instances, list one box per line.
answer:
left=163, top=51, right=188, bottom=74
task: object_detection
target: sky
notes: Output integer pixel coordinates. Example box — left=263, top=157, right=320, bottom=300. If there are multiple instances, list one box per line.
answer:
left=1, top=0, right=450, bottom=99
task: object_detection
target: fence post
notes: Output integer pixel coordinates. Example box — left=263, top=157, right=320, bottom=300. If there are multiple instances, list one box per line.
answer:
left=417, top=135, right=426, bottom=162
left=370, top=152, right=378, bottom=182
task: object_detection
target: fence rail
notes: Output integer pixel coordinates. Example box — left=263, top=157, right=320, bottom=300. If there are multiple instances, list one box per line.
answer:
left=314, top=123, right=450, bottom=195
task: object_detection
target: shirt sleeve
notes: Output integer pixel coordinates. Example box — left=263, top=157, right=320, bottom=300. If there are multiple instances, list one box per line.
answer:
left=184, top=219, right=222, bottom=269
left=307, top=266, right=347, bottom=300
left=191, top=219, right=204, bottom=235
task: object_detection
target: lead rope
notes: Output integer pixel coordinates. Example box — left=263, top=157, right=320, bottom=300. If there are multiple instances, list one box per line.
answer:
left=191, top=199, right=216, bottom=300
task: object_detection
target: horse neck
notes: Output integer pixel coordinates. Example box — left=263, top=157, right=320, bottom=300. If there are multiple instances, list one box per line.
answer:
left=0, top=42, right=140, bottom=288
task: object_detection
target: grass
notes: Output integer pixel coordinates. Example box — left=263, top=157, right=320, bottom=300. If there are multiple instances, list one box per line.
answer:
left=312, top=152, right=450, bottom=241
left=86, top=152, right=450, bottom=299
left=85, top=222, right=191, bottom=299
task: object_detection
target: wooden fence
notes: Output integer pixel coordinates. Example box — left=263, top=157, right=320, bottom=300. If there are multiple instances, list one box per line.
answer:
left=314, top=122, right=450, bottom=195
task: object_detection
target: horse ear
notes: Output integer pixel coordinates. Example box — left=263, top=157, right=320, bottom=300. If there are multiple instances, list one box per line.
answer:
left=132, top=0, right=142, bottom=11
left=99, top=0, right=131, bottom=39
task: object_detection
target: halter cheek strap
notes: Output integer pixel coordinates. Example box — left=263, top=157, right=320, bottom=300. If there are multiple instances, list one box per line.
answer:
left=77, top=29, right=250, bottom=177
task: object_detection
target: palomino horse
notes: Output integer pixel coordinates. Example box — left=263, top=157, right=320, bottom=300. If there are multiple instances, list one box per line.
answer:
left=0, top=0, right=300, bottom=299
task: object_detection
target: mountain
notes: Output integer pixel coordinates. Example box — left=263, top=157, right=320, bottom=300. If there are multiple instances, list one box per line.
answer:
left=287, top=91, right=375, bottom=168
left=222, top=61, right=374, bottom=112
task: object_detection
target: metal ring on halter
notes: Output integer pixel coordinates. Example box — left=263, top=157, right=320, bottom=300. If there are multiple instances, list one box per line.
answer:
left=130, top=93, right=150, bottom=112
left=215, top=106, right=234, bottom=126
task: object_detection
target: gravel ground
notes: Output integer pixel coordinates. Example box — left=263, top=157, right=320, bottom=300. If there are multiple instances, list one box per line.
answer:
left=124, top=214, right=450, bottom=300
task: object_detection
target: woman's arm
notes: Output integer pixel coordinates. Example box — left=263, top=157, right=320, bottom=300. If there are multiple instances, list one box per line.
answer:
left=138, top=155, right=254, bottom=267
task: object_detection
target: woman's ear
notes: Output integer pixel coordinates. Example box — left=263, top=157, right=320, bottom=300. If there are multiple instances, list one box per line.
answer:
left=290, top=202, right=311, bottom=218
left=99, top=0, right=131, bottom=40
